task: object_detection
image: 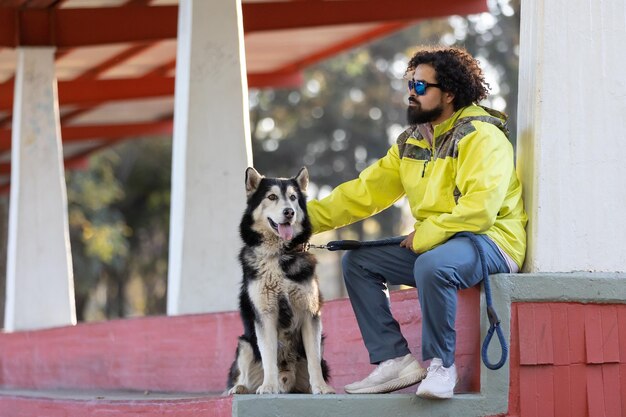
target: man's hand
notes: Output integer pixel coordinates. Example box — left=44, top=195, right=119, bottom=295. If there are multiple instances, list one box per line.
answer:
left=400, top=231, right=416, bottom=252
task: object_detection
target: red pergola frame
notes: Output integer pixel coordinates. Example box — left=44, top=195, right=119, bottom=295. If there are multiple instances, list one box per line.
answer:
left=0, top=0, right=488, bottom=183
left=0, top=1, right=485, bottom=47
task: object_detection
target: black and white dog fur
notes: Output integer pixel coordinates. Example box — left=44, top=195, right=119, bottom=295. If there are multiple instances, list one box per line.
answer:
left=227, top=167, right=335, bottom=395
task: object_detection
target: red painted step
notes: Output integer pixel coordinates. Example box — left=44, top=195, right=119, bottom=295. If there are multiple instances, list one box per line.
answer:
left=0, top=288, right=481, bottom=394
left=0, top=389, right=231, bottom=417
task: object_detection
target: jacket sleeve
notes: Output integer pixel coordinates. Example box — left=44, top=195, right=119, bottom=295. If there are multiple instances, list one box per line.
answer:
left=412, top=122, right=512, bottom=253
left=307, top=144, right=405, bottom=234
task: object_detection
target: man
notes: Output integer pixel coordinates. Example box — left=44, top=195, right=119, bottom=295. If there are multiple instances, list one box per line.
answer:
left=307, top=46, right=527, bottom=399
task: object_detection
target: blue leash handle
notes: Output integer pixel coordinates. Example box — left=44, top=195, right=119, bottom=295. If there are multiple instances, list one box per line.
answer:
left=319, top=233, right=508, bottom=370
left=455, top=232, right=508, bottom=370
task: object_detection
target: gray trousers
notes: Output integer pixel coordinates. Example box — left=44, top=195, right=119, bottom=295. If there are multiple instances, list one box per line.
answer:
left=341, top=234, right=510, bottom=368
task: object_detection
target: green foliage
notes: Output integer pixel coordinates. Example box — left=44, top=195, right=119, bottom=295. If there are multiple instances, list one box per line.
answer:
left=67, top=136, right=171, bottom=320
left=67, top=157, right=129, bottom=266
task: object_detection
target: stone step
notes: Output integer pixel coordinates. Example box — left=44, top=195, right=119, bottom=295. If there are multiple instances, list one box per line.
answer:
left=0, top=389, right=505, bottom=417
left=0, top=389, right=231, bottom=417
left=232, top=393, right=504, bottom=417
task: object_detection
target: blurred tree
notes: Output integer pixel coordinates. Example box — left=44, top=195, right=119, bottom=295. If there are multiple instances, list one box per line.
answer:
left=67, top=136, right=171, bottom=320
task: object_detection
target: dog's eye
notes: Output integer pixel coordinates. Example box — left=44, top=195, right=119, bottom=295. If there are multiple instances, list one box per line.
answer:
left=268, top=194, right=278, bottom=201
left=289, top=195, right=297, bottom=201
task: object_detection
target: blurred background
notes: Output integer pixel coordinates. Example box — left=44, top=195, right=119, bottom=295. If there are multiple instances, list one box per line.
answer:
left=0, top=0, right=520, bottom=322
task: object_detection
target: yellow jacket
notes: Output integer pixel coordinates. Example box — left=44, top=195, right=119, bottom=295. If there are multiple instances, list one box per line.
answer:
left=307, top=105, right=527, bottom=268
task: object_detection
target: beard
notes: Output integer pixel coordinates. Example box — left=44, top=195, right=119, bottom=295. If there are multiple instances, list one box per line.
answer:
left=407, top=102, right=444, bottom=125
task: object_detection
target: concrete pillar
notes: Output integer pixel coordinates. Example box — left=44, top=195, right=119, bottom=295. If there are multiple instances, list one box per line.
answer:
left=516, top=0, right=626, bottom=272
left=5, top=48, right=76, bottom=331
left=167, top=0, right=252, bottom=314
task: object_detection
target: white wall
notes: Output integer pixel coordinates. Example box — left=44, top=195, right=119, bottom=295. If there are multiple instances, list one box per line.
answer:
left=518, top=0, right=626, bottom=272
left=516, top=0, right=626, bottom=272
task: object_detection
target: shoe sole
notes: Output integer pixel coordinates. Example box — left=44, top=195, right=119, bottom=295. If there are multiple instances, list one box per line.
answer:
left=416, top=390, right=453, bottom=399
left=416, top=376, right=458, bottom=399
left=345, top=369, right=427, bottom=394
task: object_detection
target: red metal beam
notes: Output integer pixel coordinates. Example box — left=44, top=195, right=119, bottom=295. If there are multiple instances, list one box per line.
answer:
left=248, top=71, right=303, bottom=89
left=0, top=162, right=9, bottom=174
left=0, top=6, right=177, bottom=47
left=243, top=0, right=487, bottom=32
left=0, top=77, right=176, bottom=111
left=0, top=70, right=304, bottom=111
left=0, top=120, right=173, bottom=151
left=23, top=0, right=65, bottom=7
left=0, top=0, right=27, bottom=6
left=138, top=59, right=303, bottom=88
left=125, top=0, right=152, bottom=5
left=0, top=1, right=488, bottom=47
left=64, top=120, right=172, bottom=141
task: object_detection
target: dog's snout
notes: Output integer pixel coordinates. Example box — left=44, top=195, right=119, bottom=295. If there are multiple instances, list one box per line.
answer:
left=283, top=208, right=295, bottom=219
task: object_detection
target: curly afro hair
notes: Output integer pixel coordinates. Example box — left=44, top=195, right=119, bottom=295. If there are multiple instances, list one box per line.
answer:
left=406, top=46, right=490, bottom=110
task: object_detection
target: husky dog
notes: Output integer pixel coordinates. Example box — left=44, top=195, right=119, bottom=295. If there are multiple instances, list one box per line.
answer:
left=227, top=167, right=335, bottom=395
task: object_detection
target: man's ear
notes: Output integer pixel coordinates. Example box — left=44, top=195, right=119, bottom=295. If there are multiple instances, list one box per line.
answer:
left=294, top=167, right=309, bottom=192
left=444, top=91, right=455, bottom=105
left=245, top=167, right=263, bottom=197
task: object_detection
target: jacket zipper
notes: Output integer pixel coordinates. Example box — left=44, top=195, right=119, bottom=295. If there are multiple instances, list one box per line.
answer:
left=422, top=145, right=433, bottom=178
left=423, top=136, right=436, bottom=177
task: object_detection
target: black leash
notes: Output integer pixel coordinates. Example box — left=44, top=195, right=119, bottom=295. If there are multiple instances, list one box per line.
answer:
left=308, top=233, right=507, bottom=370
left=307, top=236, right=405, bottom=252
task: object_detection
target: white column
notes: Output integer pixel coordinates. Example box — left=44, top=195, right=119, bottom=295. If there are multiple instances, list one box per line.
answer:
left=516, top=0, right=626, bottom=272
left=168, top=0, right=252, bottom=314
left=5, top=48, right=76, bottom=331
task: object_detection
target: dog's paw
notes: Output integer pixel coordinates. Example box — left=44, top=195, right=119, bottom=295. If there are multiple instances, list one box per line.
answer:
left=227, top=385, right=249, bottom=395
left=311, top=383, right=336, bottom=395
left=256, top=382, right=281, bottom=394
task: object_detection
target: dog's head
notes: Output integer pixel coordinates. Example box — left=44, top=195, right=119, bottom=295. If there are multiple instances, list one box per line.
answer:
left=241, top=167, right=311, bottom=246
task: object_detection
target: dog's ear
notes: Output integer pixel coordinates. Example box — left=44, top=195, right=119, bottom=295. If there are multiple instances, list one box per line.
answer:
left=245, top=167, right=263, bottom=196
left=295, top=167, right=309, bottom=192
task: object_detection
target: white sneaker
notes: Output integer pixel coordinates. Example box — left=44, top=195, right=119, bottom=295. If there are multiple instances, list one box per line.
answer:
left=344, top=354, right=426, bottom=394
left=416, top=358, right=457, bottom=399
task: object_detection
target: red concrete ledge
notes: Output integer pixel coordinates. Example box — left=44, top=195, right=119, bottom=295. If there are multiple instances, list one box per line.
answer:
left=0, top=312, right=243, bottom=392
left=509, top=302, right=626, bottom=417
left=0, top=390, right=231, bottom=417
left=0, top=288, right=480, bottom=393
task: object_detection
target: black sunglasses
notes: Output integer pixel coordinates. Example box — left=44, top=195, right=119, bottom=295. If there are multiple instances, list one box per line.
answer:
left=408, top=80, right=442, bottom=95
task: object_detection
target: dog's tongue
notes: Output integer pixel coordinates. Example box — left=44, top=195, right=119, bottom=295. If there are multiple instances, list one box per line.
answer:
left=277, top=223, right=293, bottom=241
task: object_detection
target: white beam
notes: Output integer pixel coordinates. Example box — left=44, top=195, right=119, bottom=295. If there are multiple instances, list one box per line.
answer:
left=167, top=0, right=252, bottom=314
left=517, top=0, right=626, bottom=272
left=5, top=47, right=76, bottom=331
